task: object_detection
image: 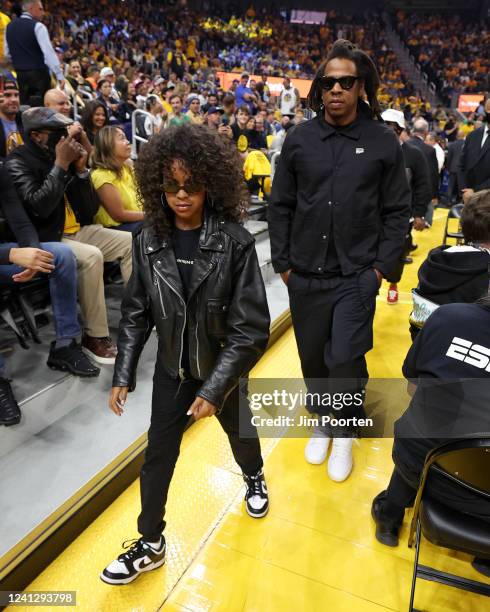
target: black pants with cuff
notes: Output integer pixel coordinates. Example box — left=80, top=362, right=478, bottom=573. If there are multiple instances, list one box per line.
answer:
left=137, top=360, right=263, bottom=541
left=385, top=222, right=412, bottom=285
left=288, top=269, right=379, bottom=436
left=16, top=68, right=51, bottom=107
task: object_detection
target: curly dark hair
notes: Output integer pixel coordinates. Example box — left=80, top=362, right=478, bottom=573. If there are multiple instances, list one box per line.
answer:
left=307, top=39, right=382, bottom=120
left=135, top=123, right=250, bottom=238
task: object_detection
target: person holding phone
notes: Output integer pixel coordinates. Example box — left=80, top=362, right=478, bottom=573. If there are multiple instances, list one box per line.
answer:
left=101, top=123, right=270, bottom=585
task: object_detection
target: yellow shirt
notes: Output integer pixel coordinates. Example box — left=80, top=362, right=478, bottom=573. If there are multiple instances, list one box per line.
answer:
left=0, top=12, right=11, bottom=59
left=64, top=197, right=81, bottom=234
left=91, top=165, right=141, bottom=227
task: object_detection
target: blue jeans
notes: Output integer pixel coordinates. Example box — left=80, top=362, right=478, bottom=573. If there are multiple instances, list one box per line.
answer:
left=116, top=221, right=143, bottom=234
left=0, top=242, right=81, bottom=341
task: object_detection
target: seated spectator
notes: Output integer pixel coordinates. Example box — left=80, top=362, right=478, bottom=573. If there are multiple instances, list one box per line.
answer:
left=66, top=59, right=93, bottom=96
left=96, top=79, right=120, bottom=124
left=372, top=297, right=490, bottom=577
left=99, top=67, right=120, bottom=101
left=269, top=115, right=293, bottom=153
left=251, top=115, right=268, bottom=150
left=144, top=95, right=166, bottom=136
left=409, top=189, right=490, bottom=339
left=44, top=88, right=92, bottom=156
left=0, top=163, right=100, bottom=426
left=231, top=104, right=254, bottom=152
left=91, top=126, right=144, bottom=234
left=185, top=95, right=203, bottom=125
left=0, top=78, right=23, bottom=158
left=168, top=94, right=191, bottom=127
left=6, top=107, right=133, bottom=364
left=81, top=99, right=109, bottom=145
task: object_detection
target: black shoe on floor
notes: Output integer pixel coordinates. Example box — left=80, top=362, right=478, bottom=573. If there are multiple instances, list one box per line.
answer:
left=402, top=256, right=413, bottom=264
left=244, top=469, right=269, bottom=518
left=100, top=536, right=166, bottom=585
left=408, top=244, right=418, bottom=252
left=47, top=340, right=100, bottom=377
left=472, top=557, right=490, bottom=577
left=0, top=377, right=21, bottom=426
left=371, top=491, right=401, bottom=547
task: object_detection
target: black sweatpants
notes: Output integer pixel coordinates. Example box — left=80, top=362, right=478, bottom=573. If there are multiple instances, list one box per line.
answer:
left=385, top=222, right=412, bottom=285
left=16, top=68, right=51, bottom=107
left=137, top=360, right=263, bottom=541
left=287, top=269, right=379, bottom=434
left=383, top=465, right=490, bottom=525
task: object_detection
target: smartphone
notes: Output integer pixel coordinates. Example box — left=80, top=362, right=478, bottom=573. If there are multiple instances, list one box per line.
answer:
left=220, top=115, right=229, bottom=126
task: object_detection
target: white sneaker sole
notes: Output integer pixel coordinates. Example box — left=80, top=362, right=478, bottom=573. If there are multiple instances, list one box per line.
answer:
left=327, top=462, right=353, bottom=482
left=82, top=346, right=116, bottom=365
left=99, top=557, right=165, bottom=585
left=304, top=439, right=330, bottom=465
left=246, top=503, right=269, bottom=518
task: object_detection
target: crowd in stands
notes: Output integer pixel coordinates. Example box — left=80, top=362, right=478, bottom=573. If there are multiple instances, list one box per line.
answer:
left=395, top=11, right=490, bottom=107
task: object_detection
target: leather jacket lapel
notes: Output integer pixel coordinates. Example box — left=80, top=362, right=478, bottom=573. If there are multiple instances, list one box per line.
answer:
left=145, top=235, right=185, bottom=301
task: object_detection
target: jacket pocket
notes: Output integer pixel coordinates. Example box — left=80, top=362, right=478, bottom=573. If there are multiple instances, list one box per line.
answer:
left=207, top=299, right=229, bottom=337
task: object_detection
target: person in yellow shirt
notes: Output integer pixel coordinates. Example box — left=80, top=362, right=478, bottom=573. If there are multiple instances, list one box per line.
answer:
left=91, top=126, right=144, bottom=234
left=0, top=6, right=10, bottom=62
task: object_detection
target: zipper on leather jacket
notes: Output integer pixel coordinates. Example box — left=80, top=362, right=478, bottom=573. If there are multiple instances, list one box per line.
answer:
left=195, top=293, right=201, bottom=379
left=153, top=275, right=167, bottom=319
left=154, top=266, right=186, bottom=380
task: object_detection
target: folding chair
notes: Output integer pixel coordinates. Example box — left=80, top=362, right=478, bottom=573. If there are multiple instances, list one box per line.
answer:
left=442, top=203, right=464, bottom=245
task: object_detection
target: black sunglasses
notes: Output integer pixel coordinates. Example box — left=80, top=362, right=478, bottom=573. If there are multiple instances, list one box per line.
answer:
left=161, top=179, right=205, bottom=195
left=318, top=75, right=359, bottom=91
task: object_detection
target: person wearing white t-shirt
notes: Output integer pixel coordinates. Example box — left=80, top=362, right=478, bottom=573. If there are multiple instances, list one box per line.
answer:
left=278, top=77, right=299, bottom=117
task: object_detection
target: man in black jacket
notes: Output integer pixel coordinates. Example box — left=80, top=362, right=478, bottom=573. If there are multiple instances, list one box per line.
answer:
left=6, top=107, right=132, bottom=364
left=0, top=163, right=99, bottom=426
left=458, top=97, right=490, bottom=204
left=445, top=130, right=465, bottom=204
left=268, top=40, right=411, bottom=482
left=381, top=109, right=431, bottom=304
left=408, top=118, right=439, bottom=226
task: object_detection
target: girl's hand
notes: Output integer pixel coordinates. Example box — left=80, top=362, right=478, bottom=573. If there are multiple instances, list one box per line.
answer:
left=187, top=396, right=218, bottom=420
left=109, top=386, right=129, bottom=416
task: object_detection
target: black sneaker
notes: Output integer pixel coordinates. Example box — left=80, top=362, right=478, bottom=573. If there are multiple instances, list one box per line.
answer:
left=0, top=377, right=21, bottom=426
left=47, top=340, right=100, bottom=377
left=243, top=469, right=269, bottom=518
left=371, top=491, right=402, bottom=547
left=100, top=536, right=166, bottom=585
left=472, top=557, right=490, bottom=577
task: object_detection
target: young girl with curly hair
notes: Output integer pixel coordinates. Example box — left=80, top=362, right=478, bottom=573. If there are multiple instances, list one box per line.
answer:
left=101, top=123, right=271, bottom=585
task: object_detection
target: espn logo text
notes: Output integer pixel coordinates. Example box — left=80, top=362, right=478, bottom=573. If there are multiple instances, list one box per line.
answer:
left=446, top=337, right=490, bottom=371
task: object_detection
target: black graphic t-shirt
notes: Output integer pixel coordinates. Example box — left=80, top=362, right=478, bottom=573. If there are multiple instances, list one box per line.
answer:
left=172, top=225, right=202, bottom=374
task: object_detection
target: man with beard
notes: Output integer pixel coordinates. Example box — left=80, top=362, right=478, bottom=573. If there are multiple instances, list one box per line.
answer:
left=459, top=95, right=490, bottom=204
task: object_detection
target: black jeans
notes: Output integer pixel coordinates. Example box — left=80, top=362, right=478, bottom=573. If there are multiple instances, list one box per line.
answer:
left=137, top=360, right=263, bottom=541
left=16, top=68, right=51, bottom=106
left=288, top=270, right=378, bottom=435
left=385, top=222, right=412, bottom=285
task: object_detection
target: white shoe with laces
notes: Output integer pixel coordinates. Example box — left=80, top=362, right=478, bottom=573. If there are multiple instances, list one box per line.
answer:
left=304, top=427, right=331, bottom=464
left=100, top=536, right=165, bottom=585
left=327, top=437, right=354, bottom=482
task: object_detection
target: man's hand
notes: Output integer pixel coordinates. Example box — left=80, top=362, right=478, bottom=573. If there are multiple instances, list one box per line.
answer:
left=73, top=144, right=88, bottom=172
left=280, top=269, right=291, bottom=286
left=373, top=268, right=383, bottom=286
left=12, top=269, right=37, bottom=283
left=9, top=247, right=55, bottom=273
left=109, top=386, right=129, bottom=416
left=218, top=124, right=233, bottom=139
left=413, top=217, right=426, bottom=231
left=462, top=188, right=475, bottom=204
left=55, top=135, right=81, bottom=171
left=67, top=122, right=83, bottom=139
left=187, top=396, right=218, bottom=420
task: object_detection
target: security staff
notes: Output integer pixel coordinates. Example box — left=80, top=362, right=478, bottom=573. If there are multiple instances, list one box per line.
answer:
left=268, top=39, right=411, bottom=482
left=5, top=1, right=64, bottom=106
left=381, top=108, right=432, bottom=304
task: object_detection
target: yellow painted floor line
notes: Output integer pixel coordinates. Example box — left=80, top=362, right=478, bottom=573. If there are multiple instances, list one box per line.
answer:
left=12, top=209, right=487, bottom=612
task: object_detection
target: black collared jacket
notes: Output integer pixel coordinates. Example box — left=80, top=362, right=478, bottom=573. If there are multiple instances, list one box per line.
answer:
left=112, top=212, right=271, bottom=409
left=268, top=110, right=411, bottom=277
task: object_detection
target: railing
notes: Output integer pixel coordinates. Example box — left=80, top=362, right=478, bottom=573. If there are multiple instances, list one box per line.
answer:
left=131, top=109, right=153, bottom=159
left=72, top=89, right=94, bottom=122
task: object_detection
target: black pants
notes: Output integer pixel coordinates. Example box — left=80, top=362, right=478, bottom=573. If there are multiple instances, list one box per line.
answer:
left=137, top=361, right=263, bottom=541
left=288, top=270, right=378, bottom=434
left=16, top=68, right=51, bottom=106
left=383, top=465, right=490, bottom=525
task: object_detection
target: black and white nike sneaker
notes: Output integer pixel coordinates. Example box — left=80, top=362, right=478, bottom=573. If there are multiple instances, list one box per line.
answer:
left=243, top=469, right=269, bottom=518
left=100, top=536, right=166, bottom=585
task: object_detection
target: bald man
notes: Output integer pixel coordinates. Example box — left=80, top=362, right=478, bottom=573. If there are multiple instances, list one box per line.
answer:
left=44, top=88, right=91, bottom=155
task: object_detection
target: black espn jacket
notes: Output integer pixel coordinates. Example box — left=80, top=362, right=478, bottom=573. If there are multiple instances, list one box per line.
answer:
left=268, top=109, right=411, bottom=277
left=112, top=212, right=271, bottom=410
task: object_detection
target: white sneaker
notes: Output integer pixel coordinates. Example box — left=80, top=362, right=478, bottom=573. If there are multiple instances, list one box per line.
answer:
left=327, top=438, right=354, bottom=482
left=304, top=427, right=331, bottom=464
